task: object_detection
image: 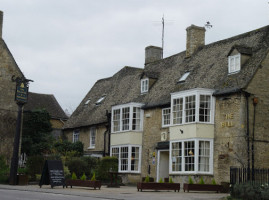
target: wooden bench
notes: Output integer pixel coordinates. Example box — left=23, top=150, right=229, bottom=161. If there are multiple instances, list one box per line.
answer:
left=137, top=182, right=180, bottom=192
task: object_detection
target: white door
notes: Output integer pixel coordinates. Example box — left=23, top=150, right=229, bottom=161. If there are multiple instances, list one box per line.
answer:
left=157, top=150, right=169, bottom=182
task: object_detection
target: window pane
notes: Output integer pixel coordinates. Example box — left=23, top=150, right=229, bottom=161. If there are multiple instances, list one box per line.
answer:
left=113, top=109, right=120, bottom=132
left=162, top=108, right=171, bottom=126
left=185, top=95, right=196, bottom=123
left=184, top=141, right=195, bottom=171
left=172, top=142, right=182, bottom=172
left=131, top=147, right=139, bottom=171
left=120, top=147, right=128, bottom=171
left=122, top=107, right=130, bottom=131
left=199, top=95, right=211, bottom=122
left=132, top=107, right=141, bottom=130
left=112, top=147, right=119, bottom=159
left=173, top=98, right=183, bottom=124
left=199, top=141, right=210, bottom=172
left=90, top=128, right=96, bottom=147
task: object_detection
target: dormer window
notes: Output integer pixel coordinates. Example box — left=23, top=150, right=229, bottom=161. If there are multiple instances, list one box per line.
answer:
left=141, top=78, right=149, bottom=93
left=178, top=72, right=190, bottom=83
left=228, top=54, right=240, bottom=74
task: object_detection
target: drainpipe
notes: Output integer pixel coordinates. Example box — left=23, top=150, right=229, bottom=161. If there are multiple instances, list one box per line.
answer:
left=244, top=92, right=250, bottom=180
left=252, top=97, right=258, bottom=181
left=106, top=110, right=111, bottom=156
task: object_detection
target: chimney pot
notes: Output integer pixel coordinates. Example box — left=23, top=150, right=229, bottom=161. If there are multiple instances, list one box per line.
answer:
left=145, top=46, right=162, bottom=65
left=186, top=24, right=206, bottom=58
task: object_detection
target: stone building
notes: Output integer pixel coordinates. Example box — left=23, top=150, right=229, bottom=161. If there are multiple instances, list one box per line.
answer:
left=24, top=92, right=68, bottom=138
left=0, top=11, right=25, bottom=164
left=63, top=24, right=269, bottom=185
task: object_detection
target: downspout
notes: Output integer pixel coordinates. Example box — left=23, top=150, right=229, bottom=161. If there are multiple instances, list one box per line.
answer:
left=244, top=92, right=250, bottom=181
left=105, top=110, right=111, bottom=156
left=252, top=97, right=258, bottom=180
left=103, top=130, right=107, bottom=157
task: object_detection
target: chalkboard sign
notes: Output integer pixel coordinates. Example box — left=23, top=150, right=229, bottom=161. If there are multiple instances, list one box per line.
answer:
left=39, top=160, right=65, bottom=188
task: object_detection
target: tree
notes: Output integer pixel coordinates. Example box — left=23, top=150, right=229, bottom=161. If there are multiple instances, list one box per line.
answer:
left=21, top=109, right=54, bottom=156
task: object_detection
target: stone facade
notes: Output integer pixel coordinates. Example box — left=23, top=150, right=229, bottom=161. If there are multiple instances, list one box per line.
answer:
left=0, top=11, right=24, bottom=164
left=65, top=125, right=108, bottom=156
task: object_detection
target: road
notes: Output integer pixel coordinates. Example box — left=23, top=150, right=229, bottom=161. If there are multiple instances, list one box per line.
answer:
left=0, top=189, right=113, bottom=200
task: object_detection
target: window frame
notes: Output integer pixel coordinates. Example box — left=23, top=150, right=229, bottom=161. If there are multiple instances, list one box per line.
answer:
left=171, top=89, right=215, bottom=125
left=170, top=138, right=213, bottom=175
left=141, top=78, right=149, bottom=93
left=228, top=54, right=241, bottom=74
left=111, top=103, right=144, bottom=133
left=162, top=108, right=171, bottom=127
left=88, top=127, right=96, bottom=149
left=73, top=130, right=80, bottom=143
left=111, top=145, right=141, bottom=173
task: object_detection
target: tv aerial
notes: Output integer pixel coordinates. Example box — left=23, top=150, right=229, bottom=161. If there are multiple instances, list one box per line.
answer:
left=205, top=21, right=213, bottom=29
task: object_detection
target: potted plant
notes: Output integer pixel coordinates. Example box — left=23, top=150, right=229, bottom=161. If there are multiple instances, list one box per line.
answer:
left=183, top=176, right=223, bottom=193
left=17, top=168, right=29, bottom=185
left=65, top=172, right=101, bottom=189
left=137, top=176, right=180, bottom=192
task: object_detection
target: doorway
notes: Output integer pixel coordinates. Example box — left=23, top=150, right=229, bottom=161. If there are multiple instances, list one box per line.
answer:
left=157, top=150, right=169, bottom=182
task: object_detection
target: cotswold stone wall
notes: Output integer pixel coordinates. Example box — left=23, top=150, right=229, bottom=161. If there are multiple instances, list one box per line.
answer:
left=141, top=108, right=169, bottom=182
left=0, top=39, right=24, bottom=165
left=214, top=93, right=248, bottom=183
left=246, top=51, right=269, bottom=169
left=64, top=125, right=107, bottom=155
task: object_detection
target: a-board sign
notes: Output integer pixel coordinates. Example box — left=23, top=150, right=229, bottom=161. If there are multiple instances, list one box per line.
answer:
left=39, top=160, right=65, bottom=188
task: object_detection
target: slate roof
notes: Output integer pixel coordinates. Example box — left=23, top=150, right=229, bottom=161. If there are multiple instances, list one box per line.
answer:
left=63, top=25, right=269, bottom=129
left=24, top=92, right=68, bottom=120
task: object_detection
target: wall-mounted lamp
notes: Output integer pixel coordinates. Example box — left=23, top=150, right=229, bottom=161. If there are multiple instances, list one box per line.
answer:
left=180, top=129, right=184, bottom=134
left=253, top=97, right=258, bottom=105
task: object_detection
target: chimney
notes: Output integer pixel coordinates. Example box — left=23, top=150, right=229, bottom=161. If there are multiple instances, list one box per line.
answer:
left=186, top=24, right=206, bottom=58
left=145, top=46, right=163, bottom=65
left=0, top=11, right=3, bottom=39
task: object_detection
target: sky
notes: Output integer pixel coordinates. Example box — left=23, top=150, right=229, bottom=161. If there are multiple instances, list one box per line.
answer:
left=1, top=0, right=269, bottom=114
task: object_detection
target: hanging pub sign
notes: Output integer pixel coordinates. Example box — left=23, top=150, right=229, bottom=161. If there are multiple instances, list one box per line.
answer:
left=15, top=82, right=28, bottom=104
left=39, top=160, right=65, bottom=188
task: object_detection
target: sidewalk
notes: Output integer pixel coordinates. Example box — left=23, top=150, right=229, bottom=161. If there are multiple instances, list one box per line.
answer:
left=0, top=184, right=229, bottom=200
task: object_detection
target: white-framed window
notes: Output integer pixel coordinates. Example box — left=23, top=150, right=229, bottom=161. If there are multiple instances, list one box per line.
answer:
left=162, top=108, right=171, bottom=127
left=111, top=145, right=141, bottom=173
left=171, top=89, right=215, bottom=125
left=170, top=138, right=213, bottom=174
left=111, top=103, right=144, bottom=133
left=89, top=127, right=96, bottom=149
left=141, top=78, right=149, bottom=93
left=228, top=54, right=240, bottom=74
left=73, top=130, right=79, bottom=143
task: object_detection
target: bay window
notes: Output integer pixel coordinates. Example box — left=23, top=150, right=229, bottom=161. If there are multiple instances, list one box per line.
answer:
left=171, top=89, right=214, bottom=125
left=170, top=139, right=213, bottom=174
left=111, top=103, right=143, bottom=133
left=111, top=145, right=141, bottom=173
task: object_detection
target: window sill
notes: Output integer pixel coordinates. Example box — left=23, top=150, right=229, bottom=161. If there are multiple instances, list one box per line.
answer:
left=169, top=171, right=213, bottom=175
left=87, top=146, right=95, bottom=149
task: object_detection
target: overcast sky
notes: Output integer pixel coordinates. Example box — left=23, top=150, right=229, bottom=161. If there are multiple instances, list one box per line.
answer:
left=1, top=0, right=269, bottom=114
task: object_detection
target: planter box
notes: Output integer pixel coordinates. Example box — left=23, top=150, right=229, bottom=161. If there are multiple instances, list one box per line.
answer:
left=183, top=183, right=223, bottom=193
left=137, top=182, right=180, bottom=192
left=17, top=174, right=28, bottom=185
left=65, top=179, right=101, bottom=190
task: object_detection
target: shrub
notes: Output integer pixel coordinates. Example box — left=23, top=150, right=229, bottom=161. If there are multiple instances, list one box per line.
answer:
left=64, top=166, right=71, bottom=179
left=82, top=156, right=98, bottom=177
left=91, top=172, right=96, bottom=181
left=71, top=172, right=77, bottom=180
left=158, top=178, right=163, bottom=183
left=80, top=173, right=87, bottom=181
left=212, top=178, right=216, bottom=185
left=169, top=177, right=174, bottom=183
left=199, top=177, right=205, bottom=184
left=0, top=155, right=9, bottom=183
left=26, top=155, right=45, bottom=181
left=96, top=156, right=118, bottom=181
left=144, top=175, right=150, bottom=183
left=188, top=176, right=194, bottom=184
left=66, top=157, right=88, bottom=178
